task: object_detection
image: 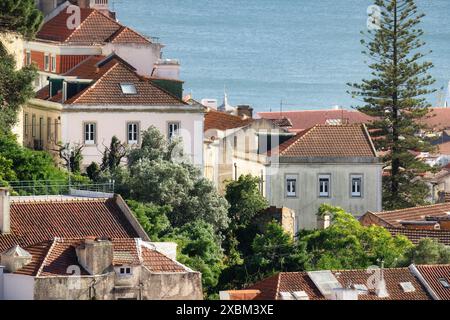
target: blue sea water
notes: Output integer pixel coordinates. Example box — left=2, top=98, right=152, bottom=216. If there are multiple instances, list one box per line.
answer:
left=114, top=0, right=450, bottom=112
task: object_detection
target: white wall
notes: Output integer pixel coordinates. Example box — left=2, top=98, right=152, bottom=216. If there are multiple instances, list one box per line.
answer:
left=61, top=109, right=204, bottom=166
left=103, top=43, right=163, bottom=78
left=3, top=274, right=35, bottom=300
left=267, top=162, right=383, bottom=231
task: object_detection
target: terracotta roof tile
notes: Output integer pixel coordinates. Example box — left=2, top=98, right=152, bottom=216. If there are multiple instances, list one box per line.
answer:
left=368, top=203, right=450, bottom=228
left=416, top=265, right=450, bottom=300
left=249, top=269, right=432, bottom=300
left=387, top=227, right=450, bottom=246
left=12, top=238, right=187, bottom=277
left=141, top=246, right=186, bottom=273
left=204, top=109, right=252, bottom=132
left=37, top=8, right=150, bottom=45
left=422, top=108, right=450, bottom=131
left=37, top=56, right=187, bottom=106
left=0, top=198, right=140, bottom=252
left=274, top=124, right=377, bottom=158
left=258, top=110, right=374, bottom=132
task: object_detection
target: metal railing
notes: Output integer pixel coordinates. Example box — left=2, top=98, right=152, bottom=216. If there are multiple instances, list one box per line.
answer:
left=5, top=180, right=115, bottom=196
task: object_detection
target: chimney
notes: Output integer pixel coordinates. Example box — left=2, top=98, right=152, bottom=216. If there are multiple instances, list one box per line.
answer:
left=0, top=188, right=11, bottom=234
left=376, top=264, right=389, bottom=298
left=317, top=213, right=331, bottom=230
left=76, top=238, right=113, bottom=275
left=237, top=105, right=254, bottom=119
left=0, top=246, right=33, bottom=273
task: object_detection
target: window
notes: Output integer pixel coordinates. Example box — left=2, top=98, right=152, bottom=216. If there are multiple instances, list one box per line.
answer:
left=168, top=122, right=180, bottom=140
left=24, top=113, right=29, bottom=137
left=119, top=267, right=132, bottom=275
left=286, top=175, right=297, bottom=198
left=84, top=123, right=96, bottom=145
left=439, top=278, right=450, bottom=288
left=54, top=119, right=59, bottom=143
left=44, top=54, right=50, bottom=71
left=31, top=115, right=36, bottom=137
left=25, top=51, right=31, bottom=66
left=351, top=175, right=363, bottom=197
left=39, top=117, right=44, bottom=140
left=120, top=83, right=137, bottom=94
left=127, top=122, right=139, bottom=144
left=51, top=55, right=56, bottom=73
left=319, top=175, right=331, bottom=198
left=47, top=117, right=52, bottom=142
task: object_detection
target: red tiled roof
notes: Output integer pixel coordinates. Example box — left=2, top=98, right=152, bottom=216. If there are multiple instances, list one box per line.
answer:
left=367, top=203, right=450, bottom=228
left=258, top=110, right=374, bottom=132
left=0, top=198, right=140, bottom=252
left=37, top=8, right=150, bottom=45
left=248, top=269, right=431, bottom=300
left=274, top=124, right=377, bottom=158
left=204, top=109, right=253, bottom=132
left=415, top=265, right=450, bottom=300
left=13, top=238, right=187, bottom=277
left=386, top=227, right=450, bottom=246
left=141, top=246, right=186, bottom=273
left=438, top=141, right=450, bottom=155
left=36, top=56, right=187, bottom=106
left=422, top=108, right=450, bottom=131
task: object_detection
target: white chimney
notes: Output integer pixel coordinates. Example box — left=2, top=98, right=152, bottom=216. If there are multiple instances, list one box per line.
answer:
left=152, top=59, right=180, bottom=81
left=0, top=246, right=33, bottom=273
left=332, top=288, right=359, bottom=301
left=201, top=99, right=218, bottom=110
left=0, top=188, right=11, bottom=234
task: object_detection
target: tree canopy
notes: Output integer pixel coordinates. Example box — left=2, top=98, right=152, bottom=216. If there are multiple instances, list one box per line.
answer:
left=348, top=0, right=436, bottom=209
left=0, top=0, right=43, bottom=40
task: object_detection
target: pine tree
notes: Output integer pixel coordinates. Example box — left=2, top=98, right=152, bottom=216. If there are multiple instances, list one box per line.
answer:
left=348, top=0, right=436, bottom=210
left=0, top=0, right=43, bottom=39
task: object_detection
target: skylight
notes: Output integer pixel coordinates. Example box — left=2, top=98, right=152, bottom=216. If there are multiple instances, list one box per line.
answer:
left=400, top=282, right=416, bottom=293
left=439, top=278, right=450, bottom=289
left=120, top=83, right=137, bottom=95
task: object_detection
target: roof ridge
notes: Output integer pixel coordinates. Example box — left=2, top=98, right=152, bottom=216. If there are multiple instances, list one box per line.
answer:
left=279, top=126, right=316, bottom=156
left=69, top=61, right=121, bottom=104
left=374, top=202, right=450, bottom=216
left=65, top=9, right=96, bottom=43
left=35, top=238, right=60, bottom=277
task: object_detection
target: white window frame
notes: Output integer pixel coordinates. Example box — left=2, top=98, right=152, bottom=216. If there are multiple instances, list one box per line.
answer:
left=120, top=83, right=137, bottom=95
left=118, top=266, right=132, bottom=276
left=26, top=51, right=31, bottom=66
left=319, top=174, right=331, bottom=198
left=286, top=175, right=298, bottom=198
left=84, top=122, right=96, bottom=145
left=127, top=122, right=139, bottom=145
left=168, top=122, right=180, bottom=140
left=44, top=54, right=50, bottom=71
left=351, top=175, right=363, bottom=198
left=51, top=55, right=57, bottom=73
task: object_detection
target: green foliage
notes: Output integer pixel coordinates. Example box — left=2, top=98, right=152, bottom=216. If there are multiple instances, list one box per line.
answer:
left=0, top=132, right=66, bottom=182
left=166, top=221, right=224, bottom=296
left=225, top=175, right=268, bottom=229
left=0, top=0, right=43, bottom=39
left=86, top=162, right=101, bottom=182
left=348, top=0, right=436, bottom=210
left=127, top=200, right=171, bottom=241
left=401, top=239, right=450, bottom=265
left=123, top=126, right=229, bottom=231
left=101, top=136, right=128, bottom=172
left=301, top=205, right=413, bottom=270
left=0, top=154, right=17, bottom=186
left=248, top=222, right=309, bottom=278
left=0, top=52, right=37, bottom=133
